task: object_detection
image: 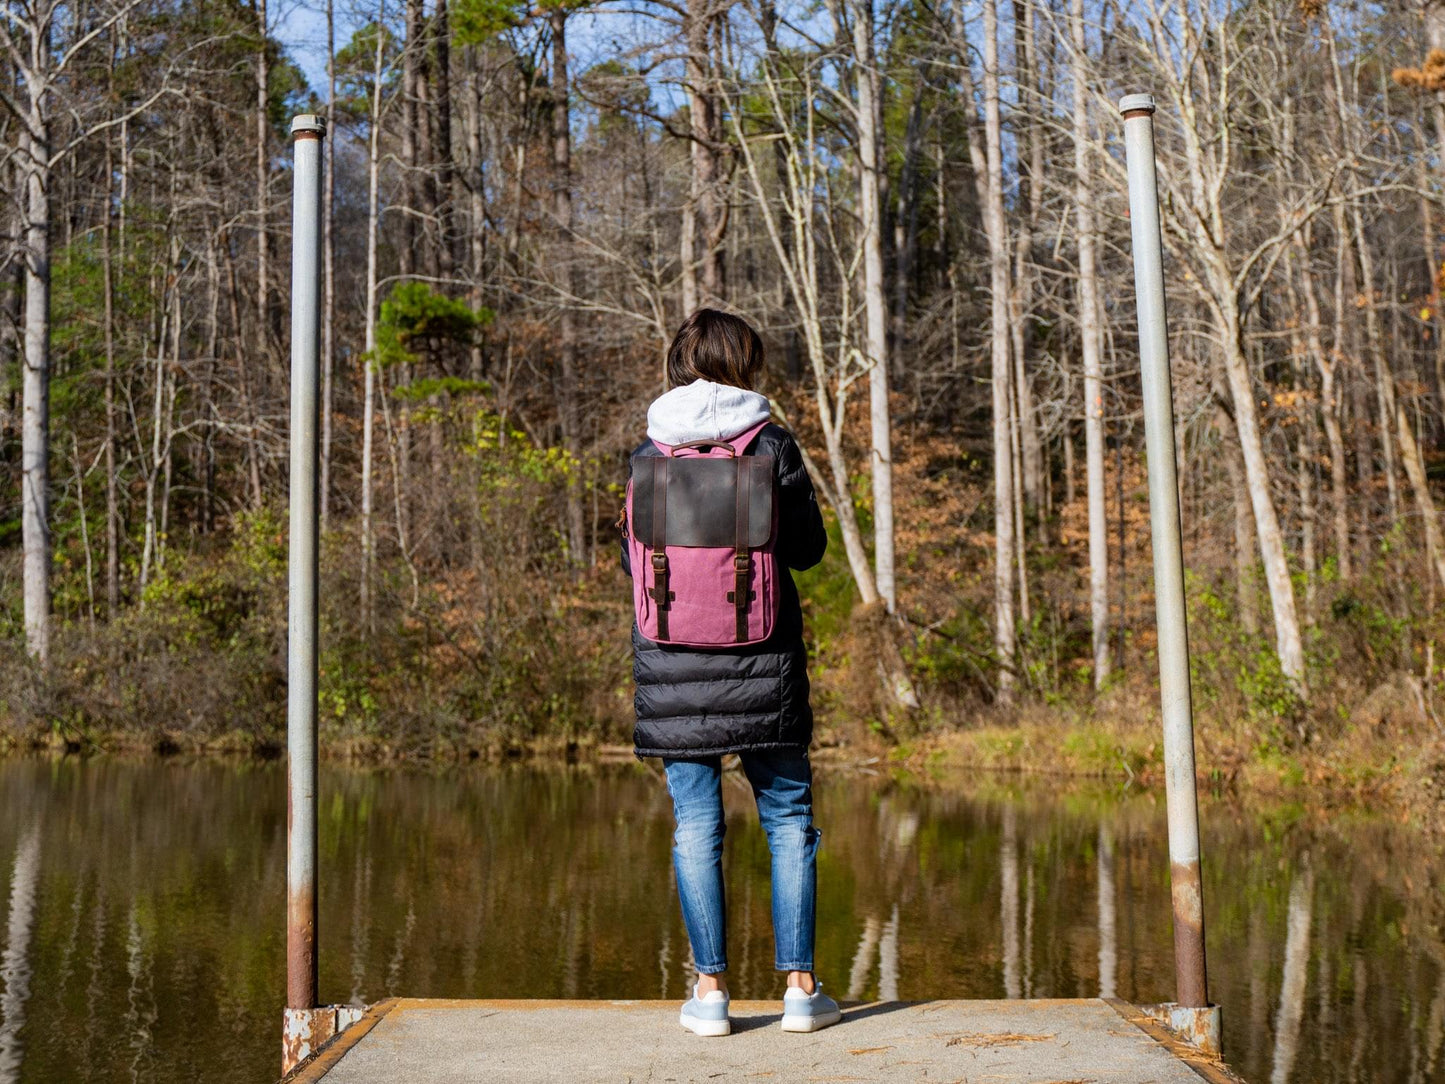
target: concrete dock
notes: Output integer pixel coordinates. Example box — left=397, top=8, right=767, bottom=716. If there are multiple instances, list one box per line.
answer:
left=283, top=998, right=1244, bottom=1083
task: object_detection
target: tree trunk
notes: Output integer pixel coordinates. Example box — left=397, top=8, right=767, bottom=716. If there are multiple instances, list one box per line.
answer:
left=1011, top=381, right=1029, bottom=624
left=1349, top=205, right=1402, bottom=525
left=982, top=0, right=1016, bottom=699
left=320, top=0, right=335, bottom=534
left=401, top=0, right=421, bottom=280
left=851, top=0, right=896, bottom=612
left=1415, top=156, right=1445, bottom=437
left=1323, top=210, right=1354, bottom=581
left=222, top=234, right=264, bottom=508
left=434, top=0, right=456, bottom=278
left=891, top=83, right=924, bottom=357
left=1396, top=391, right=1445, bottom=590
left=550, top=10, right=586, bottom=564
left=158, top=252, right=179, bottom=574
left=1063, top=425, right=1075, bottom=505
left=1219, top=290, right=1305, bottom=686
left=1292, top=231, right=1349, bottom=582
left=360, top=10, right=386, bottom=636
left=71, top=433, right=95, bottom=629
left=683, top=0, right=724, bottom=308
left=416, top=18, right=436, bottom=276
left=102, top=134, right=120, bottom=616
left=203, top=233, right=220, bottom=536
left=465, top=44, right=487, bottom=378
left=139, top=245, right=172, bottom=598
left=1008, top=0, right=1042, bottom=511
left=1071, top=0, right=1108, bottom=688
left=1294, top=344, right=1316, bottom=624
left=254, top=0, right=271, bottom=357
left=20, top=114, right=51, bottom=663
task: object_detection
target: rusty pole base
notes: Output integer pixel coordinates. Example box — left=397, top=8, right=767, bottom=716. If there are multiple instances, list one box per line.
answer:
left=283, top=1005, right=368, bottom=1077
left=1142, top=1002, right=1222, bottom=1057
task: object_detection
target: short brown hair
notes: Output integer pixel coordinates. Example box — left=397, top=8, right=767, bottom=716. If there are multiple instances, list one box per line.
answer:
left=665, top=309, right=765, bottom=390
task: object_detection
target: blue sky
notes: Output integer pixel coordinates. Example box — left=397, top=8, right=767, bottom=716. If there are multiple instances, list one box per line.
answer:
left=274, top=0, right=334, bottom=89
left=273, top=0, right=677, bottom=104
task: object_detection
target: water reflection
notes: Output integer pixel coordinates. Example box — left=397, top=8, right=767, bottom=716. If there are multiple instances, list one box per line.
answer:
left=126, top=898, right=157, bottom=1080
left=1424, top=971, right=1445, bottom=1080
left=846, top=913, right=880, bottom=999
left=1001, top=805, right=1021, bottom=999
left=0, top=827, right=39, bottom=1083
left=1098, top=822, right=1117, bottom=999
left=1270, top=861, right=1313, bottom=1084
left=0, top=758, right=1439, bottom=1083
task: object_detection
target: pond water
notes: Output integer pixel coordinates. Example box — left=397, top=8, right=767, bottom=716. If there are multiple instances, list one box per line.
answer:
left=0, top=756, right=1440, bottom=1082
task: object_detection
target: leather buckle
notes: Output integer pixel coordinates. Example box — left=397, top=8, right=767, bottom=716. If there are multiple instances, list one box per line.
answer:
left=652, top=553, right=669, bottom=570
left=733, top=554, right=750, bottom=572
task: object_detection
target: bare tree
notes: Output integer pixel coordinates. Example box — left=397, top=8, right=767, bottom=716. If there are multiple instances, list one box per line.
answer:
left=681, top=0, right=727, bottom=310
left=981, top=0, right=1018, bottom=699
left=846, top=0, right=898, bottom=612
left=0, top=0, right=157, bottom=660
left=1068, top=0, right=1108, bottom=688
left=1112, top=0, right=1311, bottom=688
left=320, top=0, right=337, bottom=534
left=359, top=12, right=392, bottom=636
left=551, top=8, right=586, bottom=564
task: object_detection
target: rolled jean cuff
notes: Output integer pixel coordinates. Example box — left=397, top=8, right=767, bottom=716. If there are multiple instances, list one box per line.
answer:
left=775, top=960, right=814, bottom=972
left=695, top=960, right=728, bottom=975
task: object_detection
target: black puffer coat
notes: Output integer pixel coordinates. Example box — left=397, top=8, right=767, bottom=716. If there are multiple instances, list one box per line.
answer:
left=621, top=423, right=827, bottom=759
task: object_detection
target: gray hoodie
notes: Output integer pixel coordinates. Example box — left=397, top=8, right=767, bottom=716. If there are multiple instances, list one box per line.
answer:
left=646, top=379, right=771, bottom=446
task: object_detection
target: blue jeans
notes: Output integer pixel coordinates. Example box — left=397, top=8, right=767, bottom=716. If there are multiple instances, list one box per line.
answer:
left=663, top=750, right=819, bottom=975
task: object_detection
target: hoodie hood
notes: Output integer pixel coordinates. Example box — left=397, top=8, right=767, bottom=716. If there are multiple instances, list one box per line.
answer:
left=646, top=379, right=771, bottom=446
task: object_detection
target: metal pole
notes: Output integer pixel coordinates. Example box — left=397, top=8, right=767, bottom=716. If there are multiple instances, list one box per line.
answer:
left=1118, top=94, right=1209, bottom=1012
left=287, top=113, right=326, bottom=1012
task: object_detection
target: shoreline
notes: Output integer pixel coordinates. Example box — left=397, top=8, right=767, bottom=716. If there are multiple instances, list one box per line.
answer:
left=6, top=717, right=1439, bottom=830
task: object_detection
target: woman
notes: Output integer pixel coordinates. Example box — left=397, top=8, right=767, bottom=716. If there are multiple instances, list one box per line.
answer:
left=621, top=309, right=840, bottom=1037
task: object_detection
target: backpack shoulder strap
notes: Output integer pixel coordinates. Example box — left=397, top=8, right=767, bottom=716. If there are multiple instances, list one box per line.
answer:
left=733, top=455, right=752, bottom=640
left=647, top=457, right=671, bottom=639
left=725, top=420, right=771, bottom=457
left=651, top=419, right=771, bottom=458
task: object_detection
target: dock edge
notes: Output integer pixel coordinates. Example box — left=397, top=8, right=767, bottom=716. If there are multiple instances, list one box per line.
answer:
left=1107, top=999, right=1243, bottom=1083
left=280, top=1000, right=396, bottom=1082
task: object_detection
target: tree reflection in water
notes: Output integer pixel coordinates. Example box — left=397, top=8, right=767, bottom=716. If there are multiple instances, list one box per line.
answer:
left=0, top=827, right=39, bottom=1084
left=0, top=758, right=1438, bottom=1083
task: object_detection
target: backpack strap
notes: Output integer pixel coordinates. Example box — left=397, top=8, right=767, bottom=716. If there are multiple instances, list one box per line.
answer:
left=648, top=457, right=671, bottom=639
left=651, top=419, right=771, bottom=459
left=732, top=456, right=751, bottom=641
left=725, top=420, right=770, bottom=457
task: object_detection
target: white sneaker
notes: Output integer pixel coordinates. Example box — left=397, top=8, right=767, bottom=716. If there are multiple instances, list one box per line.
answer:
left=781, top=982, right=842, bottom=1032
left=679, top=985, right=731, bottom=1037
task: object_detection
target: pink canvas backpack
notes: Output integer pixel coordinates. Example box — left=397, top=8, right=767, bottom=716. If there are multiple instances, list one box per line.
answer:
left=625, top=421, right=779, bottom=647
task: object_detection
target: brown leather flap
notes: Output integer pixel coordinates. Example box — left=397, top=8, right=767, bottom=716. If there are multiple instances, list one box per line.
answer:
left=632, top=455, right=773, bottom=548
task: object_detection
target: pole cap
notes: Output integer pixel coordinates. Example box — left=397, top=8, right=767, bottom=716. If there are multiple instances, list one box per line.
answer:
left=1119, top=93, right=1156, bottom=117
left=290, top=114, right=327, bottom=137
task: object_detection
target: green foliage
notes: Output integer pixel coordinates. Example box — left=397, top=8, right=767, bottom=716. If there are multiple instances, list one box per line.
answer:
left=793, top=513, right=857, bottom=650
left=1237, top=648, right=1305, bottom=722
left=1016, top=601, right=1091, bottom=705
left=230, top=508, right=290, bottom=578
left=393, top=376, right=491, bottom=402
left=461, top=412, right=580, bottom=488
left=1187, top=573, right=1304, bottom=725
left=371, top=282, right=492, bottom=371
left=908, top=609, right=995, bottom=700
left=335, top=21, right=401, bottom=118
left=452, top=0, right=589, bottom=45
left=452, top=0, right=528, bottom=43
